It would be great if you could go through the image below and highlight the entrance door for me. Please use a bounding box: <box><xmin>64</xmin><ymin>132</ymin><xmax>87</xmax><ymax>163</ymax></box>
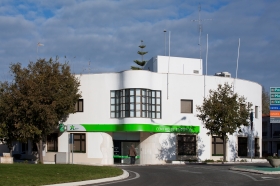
<box><xmin>238</xmin><ymin>137</ymin><xmax>248</xmax><ymax>156</ymax></box>
<box><xmin>113</xmin><ymin>140</ymin><xmax>140</xmax><ymax>164</ymax></box>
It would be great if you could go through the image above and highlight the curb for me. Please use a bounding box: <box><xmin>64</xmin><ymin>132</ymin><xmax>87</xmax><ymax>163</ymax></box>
<box><xmin>43</xmin><ymin>169</ymin><xmax>129</xmax><ymax>186</ymax></box>
<box><xmin>230</xmin><ymin>167</ymin><xmax>280</xmax><ymax>175</ymax></box>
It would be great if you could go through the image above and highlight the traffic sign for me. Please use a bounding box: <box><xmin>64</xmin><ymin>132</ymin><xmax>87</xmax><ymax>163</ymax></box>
<box><xmin>270</xmin><ymin>105</ymin><xmax>280</xmax><ymax>110</ymax></box>
<box><xmin>271</xmin><ymin>94</ymin><xmax>280</xmax><ymax>98</ymax></box>
<box><xmin>270</xmin><ymin>87</ymin><xmax>280</xmax><ymax>123</ymax></box>
<box><xmin>271</xmin><ymin>87</ymin><xmax>280</xmax><ymax>92</ymax></box>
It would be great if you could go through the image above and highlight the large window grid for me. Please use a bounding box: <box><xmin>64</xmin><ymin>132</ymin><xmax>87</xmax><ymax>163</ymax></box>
<box><xmin>110</xmin><ymin>89</ymin><xmax>161</xmax><ymax>119</ymax></box>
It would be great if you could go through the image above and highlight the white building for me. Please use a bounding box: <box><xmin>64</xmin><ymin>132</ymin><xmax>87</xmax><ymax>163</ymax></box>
<box><xmin>2</xmin><ymin>55</ymin><xmax>262</xmax><ymax>164</ymax></box>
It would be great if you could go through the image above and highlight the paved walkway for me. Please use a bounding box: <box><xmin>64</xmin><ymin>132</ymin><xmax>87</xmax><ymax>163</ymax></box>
<box><xmin>230</xmin><ymin>165</ymin><xmax>280</xmax><ymax>174</ymax></box>
<box><xmin>43</xmin><ymin>169</ymin><xmax>129</xmax><ymax>186</ymax></box>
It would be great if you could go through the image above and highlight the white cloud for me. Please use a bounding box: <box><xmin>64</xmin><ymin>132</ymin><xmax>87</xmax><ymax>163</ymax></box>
<box><xmin>0</xmin><ymin>0</ymin><xmax>279</xmax><ymax>91</ymax></box>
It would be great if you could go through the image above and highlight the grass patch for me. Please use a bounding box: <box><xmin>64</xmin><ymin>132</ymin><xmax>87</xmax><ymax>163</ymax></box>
<box><xmin>0</xmin><ymin>164</ymin><xmax>122</xmax><ymax>186</ymax></box>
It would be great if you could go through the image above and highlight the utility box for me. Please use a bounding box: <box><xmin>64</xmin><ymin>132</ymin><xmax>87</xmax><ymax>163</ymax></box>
<box><xmin>55</xmin><ymin>152</ymin><xmax>67</xmax><ymax>164</ymax></box>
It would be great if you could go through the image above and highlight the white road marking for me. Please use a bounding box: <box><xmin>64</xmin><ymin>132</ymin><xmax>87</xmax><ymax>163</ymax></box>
<box><xmin>94</xmin><ymin>170</ymin><xmax>140</xmax><ymax>186</ymax></box>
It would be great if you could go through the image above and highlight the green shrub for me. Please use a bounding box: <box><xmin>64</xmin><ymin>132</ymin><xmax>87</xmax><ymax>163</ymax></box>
<box><xmin>204</xmin><ymin>159</ymin><xmax>214</xmax><ymax>162</ymax></box>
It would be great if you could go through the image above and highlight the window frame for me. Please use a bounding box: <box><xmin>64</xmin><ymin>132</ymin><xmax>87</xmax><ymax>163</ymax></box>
<box><xmin>181</xmin><ymin>99</ymin><xmax>193</xmax><ymax>113</ymax></box>
<box><xmin>212</xmin><ymin>136</ymin><xmax>224</xmax><ymax>156</ymax></box>
<box><xmin>71</xmin><ymin>133</ymin><xmax>86</xmax><ymax>153</ymax></box>
<box><xmin>177</xmin><ymin>135</ymin><xmax>196</xmax><ymax>156</ymax></box>
<box><xmin>110</xmin><ymin>89</ymin><xmax>161</xmax><ymax>119</ymax></box>
<box><xmin>47</xmin><ymin>133</ymin><xmax>58</xmax><ymax>152</ymax></box>
<box><xmin>255</xmin><ymin>106</ymin><xmax>258</xmax><ymax>118</ymax></box>
<box><xmin>75</xmin><ymin>99</ymin><xmax>84</xmax><ymax>112</ymax></box>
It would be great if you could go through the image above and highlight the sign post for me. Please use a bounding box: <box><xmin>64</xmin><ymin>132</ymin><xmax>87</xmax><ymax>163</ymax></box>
<box><xmin>270</xmin><ymin>87</ymin><xmax>280</xmax><ymax>123</ymax></box>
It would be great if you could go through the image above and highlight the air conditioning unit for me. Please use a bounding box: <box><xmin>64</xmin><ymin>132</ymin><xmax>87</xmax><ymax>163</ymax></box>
<box><xmin>214</xmin><ymin>72</ymin><xmax>231</xmax><ymax>77</ymax></box>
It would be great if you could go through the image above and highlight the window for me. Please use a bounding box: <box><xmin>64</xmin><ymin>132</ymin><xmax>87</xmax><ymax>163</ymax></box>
<box><xmin>72</xmin><ymin>133</ymin><xmax>86</xmax><ymax>153</ymax></box>
<box><xmin>255</xmin><ymin>106</ymin><xmax>258</xmax><ymax>118</ymax></box>
<box><xmin>75</xmin><ymin>99</ymin><xmax>83</xmax><ymax>112</ymax></box>
<box><xmin>181</xmin><ymin>100</ymin><xmax>193</xmax><ymax>113</ymax></box>
<box><xmin>110</xmin><ymin>89</ymin><xmax>161</xmax><ymax>119</ymax></box>
<box><xmin>177</xmin><ymin>135</ymin><xmax>196</xmax><ymax>155</ymax></box>
<box><xmin>47</xmin><ymin>133</ymin><xmax>58</xmax><ymax>152</ymax></box>
<box><xmin>238</xmin><ymin>137</ymin><xmax>247</xmax><ymax>156</ymax></box>
<box><xmin>212</xmin><ymin>136</ymin><xmax>223</xmax><ymax>156</ymax></box>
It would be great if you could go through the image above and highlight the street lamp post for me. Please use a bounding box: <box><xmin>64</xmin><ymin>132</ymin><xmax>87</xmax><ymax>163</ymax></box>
<box><xmin>250</xmin><ymin>111</ymin><xmax>254</xmax><ymax>162</ymax></box>
<box><xmin>164</xmin><ymin>30</ymin><xmax>167</xmax><ymax>56</ymax></box>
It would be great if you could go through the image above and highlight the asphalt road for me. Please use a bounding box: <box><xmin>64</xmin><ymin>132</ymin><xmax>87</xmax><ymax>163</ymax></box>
<box><xmin>90</xmin><ymin>163</ymin><xmax>280</xmax><ymax>186</ymax></box>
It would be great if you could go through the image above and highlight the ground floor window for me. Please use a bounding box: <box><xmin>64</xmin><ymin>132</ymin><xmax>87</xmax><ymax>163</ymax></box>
<box><xmin>72</xmin><ymin>133</ymin><xmax>86</xmax><ymax>153</ymax></box>
<box><xmin>212</xmin><ymin>136</ymin><xmax>224</xmax><ymax>156</ymax></box>
<box><xmin>255</xmin><ymin>138</ymin><xmax>260</xmax><ymax>157</ymax></box>
<box><xmin>47</xmin><ymin>133</ymin><xmax>58</xmax><ymax>152</ymax></box>
<box><xmin>238</xmin><ymin>137</ymin><xmax>248</xmax><ymax>156</ymax></box>
<box><xmin>177</xmin><ymin>135</ymin><xmax>196</xmax><ymax>155</ymax></box>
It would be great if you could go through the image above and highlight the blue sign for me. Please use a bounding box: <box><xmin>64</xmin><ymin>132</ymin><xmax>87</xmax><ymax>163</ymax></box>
<box><xmin>270</xmin><ymin>105</ymin><xmax>280</xmax><ymax>110</ymax></box>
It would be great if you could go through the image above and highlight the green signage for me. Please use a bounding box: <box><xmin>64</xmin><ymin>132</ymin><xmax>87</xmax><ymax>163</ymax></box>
<box><xmin>271</xmin><ymin>87</ymin><xmax>280</xmax><ymax>92</ymax></box>
<box><xmin>59</xmin><ymin>123</ymin><xmax>65</xmax><ymax>132</ymax></box>
<box><xmin>67</xmin><ymin>123</ymin><xmax>200</xmax><ymax>134</ymax></box>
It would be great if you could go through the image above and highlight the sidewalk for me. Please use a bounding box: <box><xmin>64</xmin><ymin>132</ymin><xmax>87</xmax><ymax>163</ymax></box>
<box><xmin>43</xmin><ymin>169</ymin><xmax>129</xmax><ymax>186</ymax></box>
<box><xmin>230</xmin><ymin>165</ymin><xmax>280</xmax><ymax>175</ymax></box>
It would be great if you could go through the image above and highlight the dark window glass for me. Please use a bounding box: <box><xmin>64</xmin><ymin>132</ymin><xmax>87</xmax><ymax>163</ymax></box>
<box><xmin>72</xmin><ymin>133</ymin><xmax>86</xmax><ymax>153</ymax></box>
<box><xmin>75</xmin><ymin>99</ymin><xmax>83</xmax><ymax>112</ymax></box>
<box><xmin>110</xmin><ymin>89</ymin><xmax>161</xmax><ymax>119</ymax></box>
<box><xmin>212</xmin><ymin>136</ymin><xmax>224</xmax><ymax>156</ymax></box>
<box><xmin>178</xmin><ymin>135</ymin><xmax>196</xmax><ymax>155</ymax></box>
<box><xmin>47</xmin><ymin>133</ymin><xmax>58</xmax><ymax>152</ymax></box>
<box><xmin>238</xmin><ymin>137</ymin><xmax>247</xmax><ymax>156</ymax></box>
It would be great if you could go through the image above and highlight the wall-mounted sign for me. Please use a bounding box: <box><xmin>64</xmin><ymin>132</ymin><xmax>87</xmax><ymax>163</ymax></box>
<box><xmin>66</xmin><ymin>123</ymin><xmax>200</xmax><ymax>134</ymax></box>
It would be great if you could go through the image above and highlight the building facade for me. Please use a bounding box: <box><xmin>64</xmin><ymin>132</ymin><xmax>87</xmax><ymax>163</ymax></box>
<box><xmin>1</xmin><ymin>55</ymin><xmax>262</xmax><ymax>164</ymax></box>
<box><xmin>262</xmin><ymin>115</ymin><xmax>280</xmax><ymax>156</ymax></box>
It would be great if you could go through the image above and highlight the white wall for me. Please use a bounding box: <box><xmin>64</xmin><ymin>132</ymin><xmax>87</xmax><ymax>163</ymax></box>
<box><xmin>63</xmin><ymin>69</ymin><xmax>262</xmax><ymax>163</ymax></box>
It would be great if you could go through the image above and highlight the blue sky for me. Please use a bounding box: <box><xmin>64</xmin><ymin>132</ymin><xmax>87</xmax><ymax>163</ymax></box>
<box><xmin>0</xmin><ymin>0</ymin><xmax>279</xmax><ymax>92</ymax></box>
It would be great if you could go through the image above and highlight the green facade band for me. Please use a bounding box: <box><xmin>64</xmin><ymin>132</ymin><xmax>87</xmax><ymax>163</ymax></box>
<box><xmin>67</xmin><ymin>124</ymin><xmax>200</xmax><ymax>134</ymax></box>
<box><xmin>113</xmin><ymin>155</ymin><xmax>140</xmax><ymax>159</ymax></box>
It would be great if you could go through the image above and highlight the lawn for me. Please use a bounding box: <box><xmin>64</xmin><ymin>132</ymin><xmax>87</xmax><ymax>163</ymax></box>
<box><xmin>0</xmin><ymin>163</ymin><xmax>123</xmax><ymax>186</ymax></box>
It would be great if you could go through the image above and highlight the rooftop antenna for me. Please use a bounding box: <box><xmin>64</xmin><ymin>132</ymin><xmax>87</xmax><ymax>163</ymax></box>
<box><xmin>87</xmin><ymin>60</ymin><xmax>91</xmax><ymax>73</ymax></box>
<box><xmin>234</xmin><ymin>38</ymin><xmax>241</xmax><ymax>92</ymax></box>
<box><xmin>192</xmin><ymin>4</ymin><xmax>212</xmax><ymax>71</ymax></box>
<box><xmin>167</xmin><ymin>31</ymin><xmax>171</xmax><ymax>100</ymax></box>
<box><xmin>204</xmin><ymin>34</ymin><xmax>209</xmax><ymax>98</ymax></box>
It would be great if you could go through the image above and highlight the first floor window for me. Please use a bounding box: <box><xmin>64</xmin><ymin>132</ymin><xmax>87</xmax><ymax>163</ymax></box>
<box><xmin>110</xmin><ymin>89</ymin><xmax>161</xmax><ymax>119</ymax></box>
<box><xmin>47</xmin><ymin>133</ymin><xmax>58</xmax><ymax>152</ymax></box>
<box><xmin>75</xmin><ymin>99</ymin><xmax>83</xmax><ymax>112</ymax></box>
<box><xmin>181</xmin><ymin>100</ymin><xmax>193</xmax><ymax>113</ymax></box>
<box><xmin>177</xmin><ymin>135</ymin><xmax>196</xmax><ymax>155</ymax></box>
<box><xmin>72</xmin><ymin>133</ymin><xmax>86</xmax><ymax>153</ymax></box>
<box><xmin>255</xmin><ymin>106</ymin><xmax>258</xmax><ymax>118</ymax></box>
<box><xmin>212</xmin><ymin>136</ymin><xmax>224</xmax><ymax>156</ymax></box>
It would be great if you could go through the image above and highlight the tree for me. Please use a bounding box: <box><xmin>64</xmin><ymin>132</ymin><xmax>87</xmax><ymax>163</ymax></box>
<box><xmin>0</xmin><ymin>57</ymin><xmax>81</xmax><ymax>163</ymax></box>
<box><xmin>262</xmin><ymin>86</ymin><xmax>270</xmax><ymax>115</ymax></box>
<box><xmin>131</xmin><ymin>40</ymin><xmax>148</xmax><ymax>70</ymax></box>
<box><xmin>196</xmin><ymin>83</ymin><xmax>252</xmax><ymax>162</ymax></box>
